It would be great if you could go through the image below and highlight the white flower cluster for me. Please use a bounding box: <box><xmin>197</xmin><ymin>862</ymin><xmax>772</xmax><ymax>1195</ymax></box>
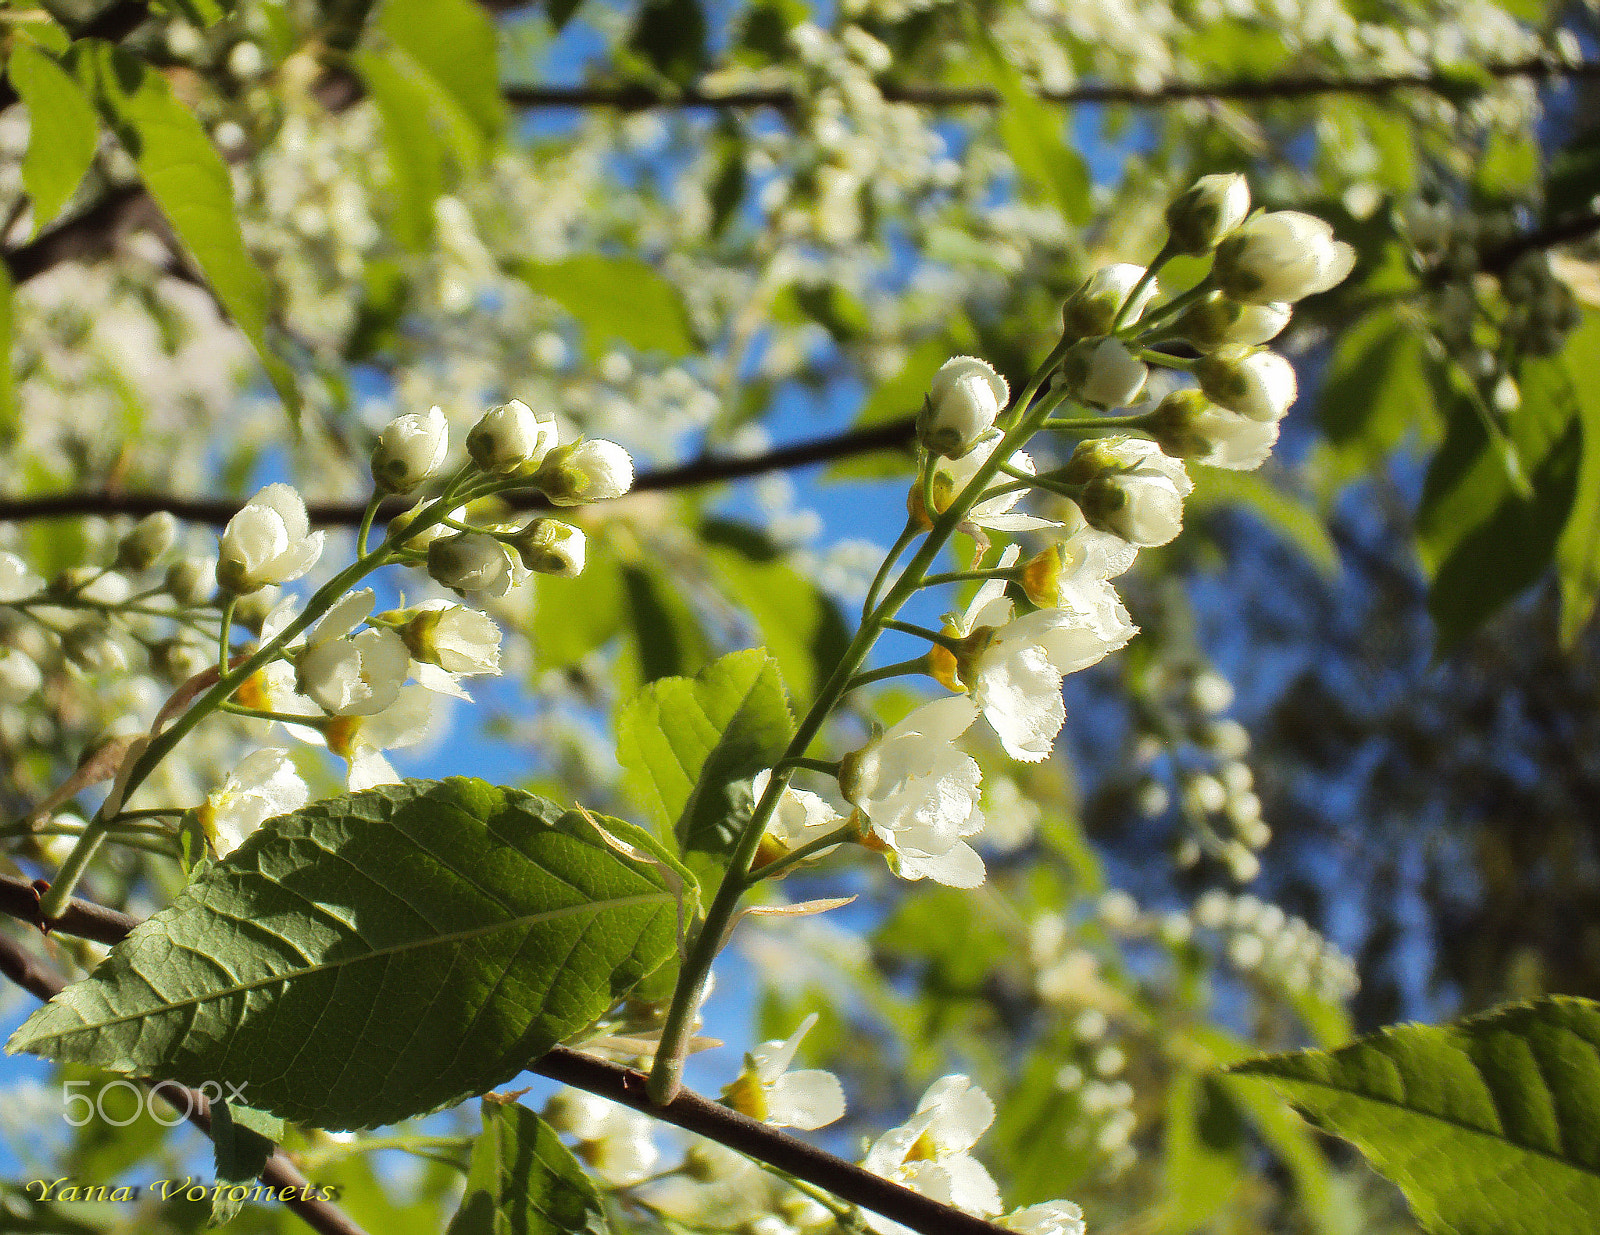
<box><xmin>1192</xmin><ymin>890</ymin><xmax>1360</xmax><ymax>1003</ymax></box>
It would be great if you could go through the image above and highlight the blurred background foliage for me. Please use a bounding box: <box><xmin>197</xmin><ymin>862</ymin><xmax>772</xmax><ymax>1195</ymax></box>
<box><xmin>4</xmin><ymin>0</ymin><xmax>1600</xmax><ymax>1229</ymax></box>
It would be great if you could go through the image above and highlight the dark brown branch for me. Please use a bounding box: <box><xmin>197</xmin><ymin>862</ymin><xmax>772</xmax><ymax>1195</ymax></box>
<box><xmin>0</xmin><ymin>416</ymin><xmax>920</xmax><ymax>528</ymax></box>
<box><xmin>0</xmin><ymin>872</ymin><xmax>141</xmax><ymax>946</ymax></box>
<box><xmin>504</xmin><ymin>56</ymin><xmax>1600</xmax><ymax>112</ymax></box>
<box><xmin>0</xmin><ymin>889</ymin><xmax>1018</xmax><ymax>1235</ymax></box>
<box><xmin>0</xmin><ymin>927</ymin><xmax>370</xmax><ymax>1235</ymax></box>
<box><xmin>1479</xmin><ymin>208</ymin><xmax>1600</xmax><ymax>274</ymax></box>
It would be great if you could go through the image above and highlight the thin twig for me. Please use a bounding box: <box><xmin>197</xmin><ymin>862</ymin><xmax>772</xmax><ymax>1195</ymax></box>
<box><xmin>0</xmin><ymin>890</ymin><xmax>1018</xmax><ymax>1235</ymax></box>
<box><xmin>0</xmin><ymin>928</ymin><xmax>370</xmax><ymax>1235</ymax></box>
<box><xmin>0</xmin><ymin>417</ymin><xmax>921</xmax><ymax>527</ymax></box>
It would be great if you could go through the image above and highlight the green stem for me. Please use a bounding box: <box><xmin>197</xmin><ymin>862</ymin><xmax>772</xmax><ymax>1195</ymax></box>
<box><xmin>217</xmin><ymin>596</ymin><xmax>237</xmax><ymax>677</ymax></box>
<box><xmin>1110</xmin><ymin>244</ymin><xmax>1172</xmax><ymax>334</ymax></box>
<box><xmin>646</xmin><ymin>341</ymin><xmax>1071</xmax><ymax>1105</ymax></box>
<box><xmin>860</xmin><ymin>519</ymin><xmax>919</xmax><ymax>625</ymax></box>
<box><xmin>218</xmin><ymin>701</ymin><xmax>331</xmax><ymax>727</ymax></box>
<box><xmin>1127</xmin><ymin>277</ymin><xmax>1211</xmax><ymax>337</ymax></box>
<box><xmin>356</xmin><ymin>493</ymin><xmax>381</xmax><ymax>558</ymax></box>
<box><xmin>1140</xmin><ymin>348</ymin><xmax>1196</xmax><ymax>371</ymax></box>
<box><xmin>920</xmin><ymin>568</ymin><xmax>1017</xmax><ymax>587</ymax></box>
<box><xmin>745</xmin><ymin>822</ymin><xmax>859</xmax><ymax>885</ymax></box>
<box><xmin>773</xmin><ymin>756</ymin><xmax>842</xmax><ymax>777</ymax></box>
<box><xmin>842</xmin><ymin>657</ymin><xmax>930</xmax><ymax>692</ymax></box>
<box><xmin>1043</xmin><ymin>411</ymin><xmax>1156</xmax><ymax>433</ymax></box>
<box><xmin>883</xmin><ymin>619</ymin><xmax>962</xmax><ymax>652</ymax></box>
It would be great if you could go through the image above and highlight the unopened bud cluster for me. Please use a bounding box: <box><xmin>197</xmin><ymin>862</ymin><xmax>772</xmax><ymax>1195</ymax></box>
<box><xmin>1192</xmin><ymin>890</ymin><xmax>1359</xmax><ymax>1003</ymax></box>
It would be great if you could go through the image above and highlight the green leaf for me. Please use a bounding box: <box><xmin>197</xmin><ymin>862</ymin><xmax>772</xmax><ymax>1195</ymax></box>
<box><xmin>1163</xmin><ymin>1070</ymin><xmax>1246</xmax><ymax>1233</ymax></box>
<box><xmin>67</xmin><ymin>41</ymin><xmax>298</xmax><ymax>421</ymax></box>
<box><xmin>1318</xmin><ymin>310</ymin><xmax>1436</xmax><ymax>474</ymax></box>
<box><xmin>615</xmin><ymin>648</ymin><xmax>794</xmax><ymax>871</ymax></box>
<box><xmin>969</xmin><ymin>21</ymin><xmax>1089</xmax><ymax>225</ymax></box>
<box><xmin>1228</xmin><ymin>996</ymin><xmax>1600</xmax><ymax>1235</ymax></box>
<box><xmin>355</xmin><ymin>47</ymin><xmax>449</xmax><ymax>251</ymax></box>
<box><xmin>704</xmin><ymin>536</ymin><xmax>849</xmax><ymax>708</ymax></box>
<box><xmin>533</xmin><ymin>547</ymin><xmax>626</xmax><ymax>670</ymax></box>
<box><xmin>627</xmin><ymin>0</ymin><xmax>706</xmax><ymax>86</ymax></box>
<box><xmin>8</xmin><ymin>43</ymin><xmax>98</xmax><ymax>235</ymax></box>
<box><xmin>622</xmin><ymin>562</ymin><xmax>713</xmax><ymax>684</ymax></box>
<box><xmin>210</xmin><ymin>1101</ymin><xmax>281</xmax><ymax>1225</ymax></box>
<box><xmin>379</xmin><ymin>0</ymin><xmax>506</xmax><ymax>142</ymax></box>
<box><xmin>7</xmin><ymin>779</ymin><xmax>681</xmax><ymax>1130</ymax></box>
<box><xmin>511</xmin><ymin>256</ymin><xmax>695</xmax><ymax>359</ymax></box>
<box><xmin>1555</xmin><ymin>314</ymin><xmax>1600</xmax><ymax>646</ymax></box>
<box><xmin>155</xmin><ymin>0</ymin><xmax>232</xmax><ymax>28</ymax></box>
<box><xmin>1418</xmin><ymin>358</ymin><xmax>1582</xmax><ymax>650</ymax></box>
<box><xmin>1188</xmin><ymin>468</ymin><xmax>1341</xmax><ymax>577</ymax></box>
<box><xmin>447</xmin><ymin>1100</ymin><xmax>610</xmax><ymax>1235</ymax></box>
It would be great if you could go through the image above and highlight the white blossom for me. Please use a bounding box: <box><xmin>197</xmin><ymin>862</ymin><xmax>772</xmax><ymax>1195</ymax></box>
<box><xmin>511</xmin><ymin>518</ymin><xmax>586</xmax><ymax>576</ymax></box>
<box><xmin>948</xmin><ymin>547</ymin><xmax>1135</xmax><ymax>762</ymax></box>
<box><xmin>841</xmin><ymin>695</ymin><xmax>986</xmax><ymax>887</ymax></box>
<box><xmin>721</xmin><ymin>1012</ymin><xmax>846</xmax><ymax>1130</ymax></box>
<box><xmin>197</xmin><ymin>747</ymin><xmax>310</xmax><ymax>858</ymax></box>
<box><xmin>467</xmin><ymin>399</ymin><xmax>558</xmax><ymax>474</ymax></box>
<box><xmin>217</xmin><ymin>483</ymin><xmax>324</xmax><ymax>594</ymax></box>
<box><xmin>753</xmin><ymin>768</ymin><xmax>843</xmax><ymax>865</ymax></box>
<box><xmin>1150</xmin><ymin>390</ymin><xmax>1280</xmax><ymax>471</ymax></box>
<box><xmin>371</xmin><ymin>405</ymin><xmax>449</xmax><ymax>493</ymax></box>
<box><xmin>294</xmin><ymin>589</ymin><xmax>409</xmax><ymax>716</ymax></box>
<box><xmin>933</xmin><ymin>430</ymin><xmax>1056</xmax><ymax>533</ymax></box>
<box><xmin>0</xmin><ymin>647</ymin><xmax>42</xmax><ymax>703</ymax></box>
<box><xmin>1000</xmin><ymin>1201</ymin><xmax>1087</xmax><ymax>1235</ymax></box>
<box><xmin>919</xmin><ymin>356</ymin><xmax>1008</xmax><ymax>458</ymax></box>
<box><xmin>862</xmin><ymin>1075</ymin><xmax>1002</xmax><ymax>1218</ymax></box>
<box><xmin>0</xmin><ymin>552</ymin><xmax>43</xmax><ymax>601</ymax></box>
<box><xmin>323</xmin><ymin>685</ymin><xmax>438</xmax><ymax>790</ymax></box>
<box><xmin>536</xmin><ymin>439</ymin><xmax>635</xmax><ymax>505</ymax></box>
<box><xmin>544</xmin><ymin>1091</ymin><xmax>659</xmax><ymax>1186</ymax></box>
<box><xmin>1214</xmin><ymin>210</ymin><xmax>1357</xmax><ymax>303</ymax></box>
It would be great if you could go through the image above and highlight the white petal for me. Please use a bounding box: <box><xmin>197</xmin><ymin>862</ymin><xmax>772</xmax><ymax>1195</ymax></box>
<box><xmin>766</xmin><ymin>1070</ymin><xmax>846</xmax><ymax>1130</ymax></box>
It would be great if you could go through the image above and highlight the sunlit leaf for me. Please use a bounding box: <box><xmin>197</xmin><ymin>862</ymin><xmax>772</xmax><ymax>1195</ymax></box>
<box><xmin>446</xmin><ymin>1100</ymin><xmax>609</xmax><ymax>1235</ymax></box>
<box><xmin>8</xmin><ymin>42</ymin><xmax>98</xmax><ymax>235</ymax></box>
<box><xmin>511</xmin><ymin>256</ymin><xmax>695</xmax><ymax>359</ymax></box>
<box><xmin>1230</xmin><ymin>996</ymin><xmax>1600</xmax><ymax>1235</ymax></box>
<box><xmin>8</xmin><ymin>779</ymin><xmax>680</xmax><ymax>1130</ymax></box>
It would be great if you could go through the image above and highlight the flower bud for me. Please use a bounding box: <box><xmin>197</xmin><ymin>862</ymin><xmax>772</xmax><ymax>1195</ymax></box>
<box><xmin>218</xmin><ymin>484</ymin><xmax>323</xmax><ymax>594</ymax></box>
<box><xmin>115</xmin><ymin>512</ymin><xmax>177</xmax><ymax>571</ymax></box>
<box><xmin>1146</xmin><ymin>389</ymin><xmax>1279</xmax><ymax>471</ymax></box>
<box><xmin>1165</xmin><ymin>172</ymin><xmax>1250</xmax><ymax>256</ymax></box>
<box><xmin>1060</xmin><ymin>337</ymin><xmax>1148</xmax><ymax>408</ymax></box>
<box><xmin>511</xmin><ymin>518</ymin><xmax>586</xmax><ymax>576</ymax></box>
<box><xmin>165</xmin><ymin>556</ymin><xmax>217</xmax><ymax>607</ymax></box>
<box><xmin>0</xmin><ymin>646</ymin><xmax>41</xmax><ymax>703</ymax></box>
<box><xmin>534</xmin><ymin>440</ymin><xmax>634</xmax><ymax>505</ymax></box>
<box><xmin>1063</xmin><ymin>264</ymin><xmax>1158</xmax><ymax>338</ymax></box>
<box><xmin>149</xmin><ymin>636</ymin><xmax>211</xmax><ymax>686</ymax></box>
<box><xmin>232</xmin><ymin>586</ymin><xmax>281</xmax><ymax>635</ymax></box>
<box><xmin>427</xmin><ymin>533</ymin><xmax>514</xmax><ymax>598</ymax></box>
<box><xmin>1168</xmin><ymin>290</ymin><xmax>1291</xmax><ymax>351</ymax></box>
<box><xmin>1069</xmin><ymin>437</ymin><xmax>1192</xmax><ymax>547</ymax></box>
<box><xmin>371</xmin><ymin>406</ymin><xmax>449</xmax><ymax>494</ymax></box>
<box><xmin>390</xmin><ymin>600</ymin><xmax>502</xmax><ymax>675</ymax></box>
<box><xmin>1196</xmin><ymin>346</ymin><xmax>1297</xmax><ymax>422</ymax></box>
<box><xmin>917</xmin><ymin>356</ymin><xmax>1007</xmax><ymax>458</ymax></box>
<box><xmin>61</xmin><ymin>626</ymin><xmax>127</xmax><ymax>675</ymax></box>
<box><xmin>467</xmin><ymin>400</ymin><xmax>559</xmax><ymax>474</ymax></box>
<box><xmin>1213</xmin><ymin>210</ymin><xmax>1356</xmax><ymax>304</ymax></box>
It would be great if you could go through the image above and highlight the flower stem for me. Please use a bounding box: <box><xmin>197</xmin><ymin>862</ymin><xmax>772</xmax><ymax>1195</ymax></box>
<box><xmin>842</xmin><ymin>657</ymin><xmax>930</xmax><ymax>692</ymax></box>
<box><xmin>217</xmin><ymin>596</ymin><xmax>236</xmax><ymax>677</ymax></box>
<box><xmin>356</xmin><ymin>493</ymin><xmax>381</xmax><ymax>558</ymax></box>
<box><xmin>773</xmin><ymin>755</ymin><xmax>842</xmax><ymax>777</ymax></box>
<box><xmin>745</xmin><ymin>822</ymin><xmax>859</xmax><ymax>885</ymax></box>
<box><xmin>919</xmin><ymin>568</ymin><xmax>1016</xmax><ymax>587</ymax></box>
<box><xmin>860</xmin><ymin>519</ymin><xmax>919</xmax><ymax>625</ymax></box>
<box><xmin>882</xmin><ymin>619</ymin><xmax>962</xmax><ymax>652</ymax></box>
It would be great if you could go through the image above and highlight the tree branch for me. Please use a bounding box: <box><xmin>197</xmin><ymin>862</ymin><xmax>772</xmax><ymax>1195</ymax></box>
<box><xmin>0</xmin><ymin>416</ymin><xmax>920</xmax><ymax>527</ymax></box>
<box><xmin>0</xmin><ymin>927</ymin><xmax>371</xmax><ymax>1235</ymax></box>
<box><xmin>503</xmin><ymin>56</ymin><xmax>1600</xmax><ymax>112</ymax></box>
<box><xmin>0</xmin><ymin>886</ymin><xmax>1020</xmax><ymax>1235</ymax></box>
